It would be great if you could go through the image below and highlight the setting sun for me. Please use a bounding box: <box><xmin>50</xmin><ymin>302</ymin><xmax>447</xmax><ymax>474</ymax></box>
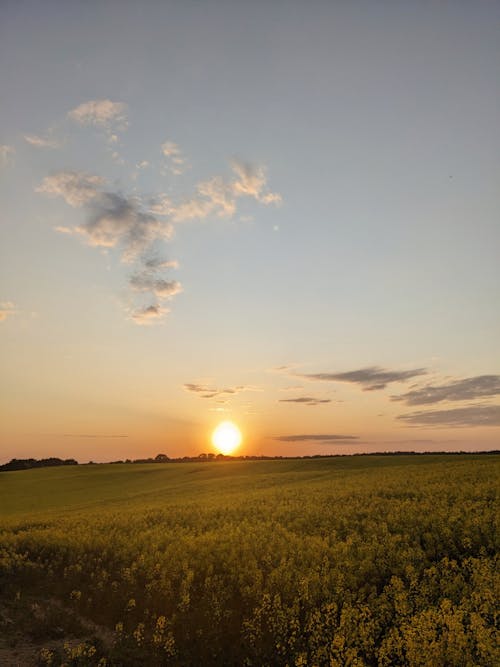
<box><xmin>212</xmin><ymin>421</ymin><xmax>242</xmax><ymax>455</ymax></box>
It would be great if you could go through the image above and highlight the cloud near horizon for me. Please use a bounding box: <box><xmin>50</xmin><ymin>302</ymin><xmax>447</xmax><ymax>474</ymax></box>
<box><xmin>184</xmin><ymin>383</ymin><xmax>261</xmax><ymax>399</ymax></box>
<box><xmin>397</xmin><ymin>404</ymin><xmax>500</xmax><ymax>427</ymax></box>
<box><xmin>62</xmin><ymin>433</ymin><xmax>128</xmax><ymax>439</ymax></box>
<box><xmin>279</xmin><ymin>396</ymin><xmax>331</xmax><ymax>406</ymax></box>
<box><xmin>392</xmin><ymin>375</ymin><xmax>500</xmax><ymax>405</ymax></box>
<box><xmin>273</xmin><ymin>434</ymin><xmax>359</xmax><ymax>442</ymax></box>
<box><xmin>298</xmin><ymin>366</ymin><xmax>427</xmax><ymax>390</ymax></box>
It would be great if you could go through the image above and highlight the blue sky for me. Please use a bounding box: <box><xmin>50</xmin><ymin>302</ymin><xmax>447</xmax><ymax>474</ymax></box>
<box><xmin>1</xmin><ymin>1</ymin><xmax>499</xmax><ymax>461</ymax></box>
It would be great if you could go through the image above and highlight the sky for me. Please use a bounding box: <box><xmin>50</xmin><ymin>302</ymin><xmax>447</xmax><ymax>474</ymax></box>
<box><xmin>1</xmin><ymin>1</ymin><xmax>499</xmax><ymax>462</ymax></box>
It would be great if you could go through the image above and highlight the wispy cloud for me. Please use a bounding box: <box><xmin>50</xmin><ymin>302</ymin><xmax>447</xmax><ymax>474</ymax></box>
<box><xmin>161</xmin><ymin>140</ymin><xmax>187</xmax><ymax>175</ymax></box>
<box><xmin>162</xmin><ymin>160</ymin><xmax>281</xmax><ymax>224</ymax></box>
<box><xmin>129</xmin><ymin>271</ymin><xmax>182</xmax><ymax>299</ymax></box>
<box><xmin>0</xmin><ymin>301</ymin><xmax>16</xmax><ymax>322</ymax></box>
<box><xmin>269</xmin><ymin>364</ymin><xmax>298</xmax><ymax>373</ymax></box>
<box><xmin>184</xmin><ymin>383</ymin><xmax>261</xmax><ymax>399</ymax></box>
<box><xmin>299</xmin><ymin>366</ymin><xmax>427</xmax><ymax>391</ymax></box>
<box><xmin>68</xmin><ymin>99</ymin><xmax>128</xmax><ymax>132</ymax></box>
<box><xmin>231</xmin><ymin>161</ymin><xmax>282</xmax><ymax>205</ymax></box>
<box><xmin>392</xmin><ymin>375</ymin><xmax>500</xmax><ymax>405</ymax></box>
<box><xmin>24</xmin><ymin>134</ymin><xmax>60</xmax><ymax>149</ymax></box>
<box><xmin>397</xmin><ymin>404</ymin><xmax>500</xmax><ymax>427</ymax></box>
<box><xmin>279</xmin><ymin>396</ymin><xmax>331</xmax><ymax>406</ymax></box>
<box><xmin>37</xmin><ymin>171</ymin><xmax>179</xmax><ymax>320</ymax></box>
<box><xmin>169</xmin><ymin>177</ymin><xmax>235</xmax><ymax>222</ymax></box>
<box><xmin>62</xmin><ymin>433</ymin><xmax>128</xmax><ymax>438</ymax></box>
<box><xmin>36</xmin><ymin>171</ymin><xmax>105</xmax><ymax>207</ymax></box>
<box><xmin>131</xmin><ymin>304</ymin><xmax>169</xmax><ymax>326</ymax></box>
<box><xmin>35</xmin><ymin>108</ymin><xmax>280</xmax><ymax>326</ymax></box>
<box><xmin>143</xmin><ymin>257</ymin><xmax>179</xmax><ymax>270</ymax></box>
<box><xmin>273</xmin><ymin>434</ymin><xmax>359</xmax><ymax>442</ymax></box>
<box><xmin>0</xmin><ymin>144</ymin><xmax>15</xmax><ymax>167</ymax></box>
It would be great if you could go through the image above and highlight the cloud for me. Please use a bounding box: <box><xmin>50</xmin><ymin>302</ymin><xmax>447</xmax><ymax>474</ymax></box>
<box><xmin>0</xmin><ymin>145</ymin><xmax>14</xmax><ymax>167</ymax></box>
<box><xmin>197</xmin><ymin>177</ymin><xmax>236</xmax><ymax>217</ymax></box>
<box><xmin>0</xmin><ymin>302</ymin><xmax>16</xmax><ymax>322</ymax></box>
<box><xmin>269</xmin><ymin>364</ymin><xmax>297</xmax><ymax>373</ymax></box>
<box><xmin>129</xmin><ymin>272</ymin><xmax>182</xmax><ymax>299</ymax></box>
<box><xmin>397</xmin><ymin>404</ymin><xmax>500</xmax><ymax>427</ymax></box>
<box><xmin>164</xmin><ymin>160</ymin><xmax>281</xmax><ymax>224</ymax></box>
<box><xmin>170</xmin><ymin>177</ymin><xmax>235</xmax><ymax>222</ymax></box>
<box><xmin>35</xmin><ymin>124</ymin><xmax>280</xmax><ymax>326</ymax></box>
<box><xmin>24</xmin><ymin>134</ymin><xmax>59</xmax><ymax>149</ymax></box>
<box><xmin>273</xmin><ymin>434</ymin><xmax>359</xmax><ymax>442</ymax></box>
<box><xmin>161</xmin><ymin>141</ymin><xmax>181</xmax><ymax>158</ymax></box>
<box><xmin>231</xmin><ymin>161</ymin><xmax>282</xmax><ymax>205</ymax></box>
<box><xmin>68</xmin><ymin>99</ymin><xmax>128</xmax><ymax>131</ymax></box>
<box><xmin>299</xmin><ymin>366</ymin><xmax>427</xmax><ymax>390</ymax></box>
<box><xmin>62</xmin><ymin>434</ymin><xmax>128</xmax><ymax>438</ymax></box>
<box><xmin>131</xmin><ymin>304</ymin><xmax>169</xmax><ymax>325</ymax></box>
<box><xmin>37</xmin><ymin>172</ymin><xmax>179</xmax><ymax>322</ymax></box>
<box><xmin>184</xmin><ymin>383</ymin><xmax>260</xmax><ymax>399</ymax></box>
<box><xmin>279</xmin><ymin>396</ymin><xmax>331</xmax><ymax>406</ymax></box>
<box><xmin>143</xmin><ymin>257</ymin><xmax>179</xmax><ymax>270</ymax></box>
<box><xmin>149</xmin><ymin>195</ymin><xmax>173</xmax><ymax>217</ymax></box>
<box><xmin>78</xmin><ymin>192</ymin><xmax>173</xmax><ymax>262</ymax></box>
<box><xmin>36</xmin><ymin>171</ymin><xmax>105</xmax><ymax>207</ymax></box>
<box><xmin>392</xmin><ymin>375</ymin><xmax>500</xmax><ymax>405</ymax></box>
<box><xmin>161</xmin><ymin>140</ymin><xmax>187</xmax><ymax>175</ymax></box>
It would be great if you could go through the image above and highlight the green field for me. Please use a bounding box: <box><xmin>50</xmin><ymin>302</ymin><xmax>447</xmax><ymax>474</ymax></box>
<box><xmin>0</xmin><ymin>455</ymin><xmax>498</xmax><ymax>666</ymax></box>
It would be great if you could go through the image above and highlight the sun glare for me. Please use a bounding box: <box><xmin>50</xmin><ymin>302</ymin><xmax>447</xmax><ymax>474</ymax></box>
<box><xmin>212</xmin><ymin>421</ymin><xmax>242</xmax><ymax>455</ymax></box>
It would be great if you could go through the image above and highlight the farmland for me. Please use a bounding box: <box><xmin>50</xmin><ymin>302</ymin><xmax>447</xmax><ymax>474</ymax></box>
<box><xmin>0</xmin><ymin>454</ymin><xmax>498</xmax><ymax>666</ymax></box>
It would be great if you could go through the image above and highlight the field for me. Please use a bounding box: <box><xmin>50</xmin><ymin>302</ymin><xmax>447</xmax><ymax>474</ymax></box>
<box><xmin>0</xmin><ymin>455</ymin><xmax>498</xmax><ymax>666</ymax></box>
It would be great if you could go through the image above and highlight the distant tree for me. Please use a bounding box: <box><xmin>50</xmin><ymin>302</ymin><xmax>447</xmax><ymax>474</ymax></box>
<box><xmin>155</xmin><ymin>453</ymin><xmax>169</xmax><ymax>462</ymax></box>
<box><xmin>0</xmin><ymin>457</ymin><xmax>78</xmax><ymax>472</ymax></box>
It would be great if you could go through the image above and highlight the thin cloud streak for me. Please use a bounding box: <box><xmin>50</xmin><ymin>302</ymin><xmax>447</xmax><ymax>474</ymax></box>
<box><xmin>24</xmin><ymin>134</ymin><xmax>60</xmax><ymax>149</ymax></box>
<box><xmin>61</xmin><ymin>434</ymin><xmax>128</xmax><ymax>439</ymax></box>
<box><xmin>392</xmin><ymin>375</ymin><xmax>500</xmax><ymax>405</ymax></box>
<box><xmin>274</xmin><ymin>434</ymin><xmax>359</xmax><ymax>442</ymax></box>
<box><xmin>397</xmin><ymin>404</ymin><xmax>500</xmax><ymax>427</ymax></box>
<box><xmin>299</xmin><ymin>366</ymin><xmax>428</xmax><ymax>390</ymax></box>
<box><xmin>279</xmin><ymin>396</ymin><xmax>331</xmax><ymax>406</ymax></box>
<box><xmin>184</xmin><ymin>383</ymin><xmax>261</xmax><ymax>399</ymax></box>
